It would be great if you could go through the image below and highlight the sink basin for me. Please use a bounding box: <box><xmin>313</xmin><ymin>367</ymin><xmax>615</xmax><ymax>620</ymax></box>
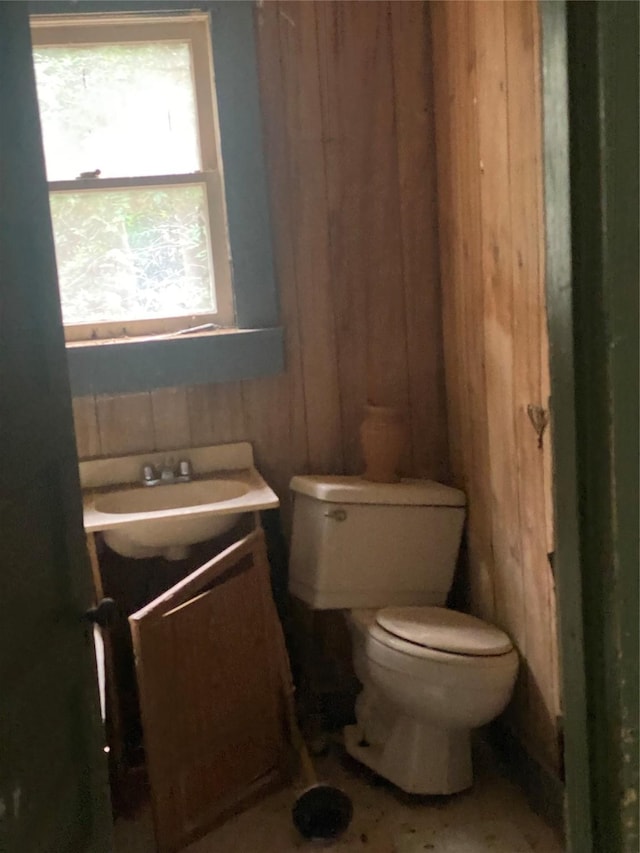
<box><xmin>94</xmin><ymin>479</ymin><xmax>249</xmax><ymax>515</ymax></box>
<box><xmin>83</xmin><ymin>466</ymin><xmax>278</xmax><ymax>561</ymax></box>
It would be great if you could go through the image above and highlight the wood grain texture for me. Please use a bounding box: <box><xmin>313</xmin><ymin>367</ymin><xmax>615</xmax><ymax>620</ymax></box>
<box><xmin>71</xmin><ymin>1</ymin><xmax>449</xmax><ymax>516</ymax></box>
<box><xmin>65</xmin><ymin>0</ymin><xmax>562</xmax><ymax>782</ymax></box>
<box><xmin>95</xmin><ymin>393</ymin><xmax>154</xmax><ymax>458</ymax></box>
<box><xmin>474</xmin><ymin>2</ymin><xmax>527</xmax><ymax>739</ymax></box>
<box><xmin>150</xmin><ymin>387</ymin><xmax>191</xmax><ymax>452</ymax></box>
<box><xmin>390</xmin><ymin>1</ymin><xmax>449</xmax><ymax>482</ymax></box>
<box><xmin>432</xmin><ymin>0</ymin><xmax>560</xmax><ymax>772</ymax></box>
<box><xmin>130</xmin><ymin>530</ymin><xmax>286</xmax><ymax>852</ymax></box>
<box><xmin>72</xmin><ymin>395</ymin><xmax>100</xmax><ymax>459</ymax></box>
<box><xmin>276</xmin><ymin>0</ymin><xmax>342</xmax><ymax>476</ymax></box>
<box><xmin>504</xmin><ymin>0</ymin><xmax>559</xmax><ymax>765</ymax></box>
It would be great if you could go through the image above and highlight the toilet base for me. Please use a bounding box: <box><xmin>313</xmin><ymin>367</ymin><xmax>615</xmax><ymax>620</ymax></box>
<box><xmin>344</xmin><ymin>719</ymin><xmax>473</xmax><ymax>795</ymax></box>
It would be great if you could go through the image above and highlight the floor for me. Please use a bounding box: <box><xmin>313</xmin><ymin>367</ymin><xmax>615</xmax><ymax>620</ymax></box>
<box><xmin>113</xmin><ymin>741</ymin><xmax>564</xmax><ymax>852</ymax></box>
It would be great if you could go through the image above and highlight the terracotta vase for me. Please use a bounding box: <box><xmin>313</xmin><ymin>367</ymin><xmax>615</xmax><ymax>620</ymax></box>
<box><xmin>360</xmin><ymin>404</ymin><xmax>406</xmax><ymax>483</ymax></box>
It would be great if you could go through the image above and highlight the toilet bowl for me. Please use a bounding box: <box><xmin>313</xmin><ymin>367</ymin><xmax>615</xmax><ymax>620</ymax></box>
<box><xmin>287</xmin><ymin>474</ymin><xmax>518</xmax><ymax>795</ymax></box>
<box><xmin>344</xmin><ymin>607</ymin><xmax>518</xmax><ymax>794</ymax></box>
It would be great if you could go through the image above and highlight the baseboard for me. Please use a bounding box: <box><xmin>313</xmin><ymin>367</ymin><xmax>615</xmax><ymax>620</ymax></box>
<box><xmin>484</xmin><ymin>720</ymin><xmax>565</xmax><ymax>842</ymax></box>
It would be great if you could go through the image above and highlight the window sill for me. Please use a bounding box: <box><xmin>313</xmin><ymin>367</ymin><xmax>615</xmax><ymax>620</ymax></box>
<box><xmin>66</xmin><ymin>326</ymin><xmax>285</xmax><ymax>396</ymax></box>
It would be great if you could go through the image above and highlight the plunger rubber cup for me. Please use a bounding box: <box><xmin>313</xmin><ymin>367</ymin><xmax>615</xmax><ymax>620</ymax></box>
<box><xmin>292</xmin><ymin>784</ymin><xmax>353</xmax><ymax>842</ymax></box>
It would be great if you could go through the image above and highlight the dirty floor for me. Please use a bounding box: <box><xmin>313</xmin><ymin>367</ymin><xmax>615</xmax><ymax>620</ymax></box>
<box><xmin>113</xmin><ymin>741</ymin><xmax>564</xmax><ymax>852</ymax></box>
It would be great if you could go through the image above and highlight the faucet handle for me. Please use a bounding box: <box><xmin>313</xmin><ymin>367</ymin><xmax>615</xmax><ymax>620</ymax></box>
<box><xmin>178</xmin><ymin>459</ymin><xmax>192</xmax><ymax>480</ymax></box>
<box><xmin>141</xmin><ymin>463</ymin><xmax>157</xmax><ymax>484</ymax></box>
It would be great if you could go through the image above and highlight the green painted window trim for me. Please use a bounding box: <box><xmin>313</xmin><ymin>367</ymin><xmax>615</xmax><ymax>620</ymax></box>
<box><xmin>67</xmin><ymin>327</ymin><xmax>284</xmax><ymax>396</ymax></box>
<box><xmin>29</xmin><ymin>0</ymin><xmax>283</xmax><ymax>395</ymax></box>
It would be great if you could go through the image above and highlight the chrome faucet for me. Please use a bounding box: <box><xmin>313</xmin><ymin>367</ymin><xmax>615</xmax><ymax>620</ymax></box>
<box><xmin>141</xmin><ymin>458</ymin><xmax>192</xmax><ymax>486</ymax></box>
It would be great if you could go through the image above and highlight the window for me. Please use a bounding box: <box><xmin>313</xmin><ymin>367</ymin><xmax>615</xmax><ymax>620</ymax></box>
<box><xmin>28</xmin><ymin>2</ymin><xmax>283</xmax><ymax>395</ymax></box>
<box><xmin>31</xmin><ymin>13</ymin><xmax>235</xmax><ymax>341</ymax></box>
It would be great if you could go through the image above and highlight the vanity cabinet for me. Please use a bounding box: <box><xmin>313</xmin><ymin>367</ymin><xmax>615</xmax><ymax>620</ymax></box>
<box><xmin>87</xmin><ymin>521</ymin><xmax>289</xmax><ymax>853</ymax></box>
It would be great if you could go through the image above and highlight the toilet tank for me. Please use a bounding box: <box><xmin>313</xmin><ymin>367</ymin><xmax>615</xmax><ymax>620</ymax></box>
<box><xmin>288</xmin><ymin>476</ymin><xmax>466</xmax><ymax>610</ymax></box>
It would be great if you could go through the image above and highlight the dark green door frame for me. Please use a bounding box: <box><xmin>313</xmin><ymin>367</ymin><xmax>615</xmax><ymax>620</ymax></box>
<box><xmin>541</xmin><ymin>3</ymin><xmax>639</xmax><ymax>852</ymax></box>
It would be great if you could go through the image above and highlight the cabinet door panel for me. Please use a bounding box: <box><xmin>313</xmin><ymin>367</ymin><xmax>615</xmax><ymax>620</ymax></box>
<box><xmin>130</xmin><ymin>529</ymin><xmax>285</xmax><ymax>852</ymax></box>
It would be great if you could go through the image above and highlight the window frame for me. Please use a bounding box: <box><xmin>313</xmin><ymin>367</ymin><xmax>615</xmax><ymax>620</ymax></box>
<box><xmin>31</xmin><ymin>12</ymin><xmax>236</xmax><ymax>341</ymax></box>
<box><xmin>28</xmin><ymin>1</ymin><xmax>283</xmax><ymax>395</ymax></box>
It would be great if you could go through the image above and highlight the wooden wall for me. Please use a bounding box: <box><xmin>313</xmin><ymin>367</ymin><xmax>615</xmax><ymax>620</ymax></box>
<box><xmin>70</xmin><ymin>0</ymin><xmax>562</xmax><ymax>776</ymax></box>
<box><xmin>431</xmin><ymin>0</ymin><xmax>560</xmax><ymax>773</ymax></box>
<box><xmin>72</xmin><ymin>1</ymin><xmax>448</xmax><ymax>533</ymax></box>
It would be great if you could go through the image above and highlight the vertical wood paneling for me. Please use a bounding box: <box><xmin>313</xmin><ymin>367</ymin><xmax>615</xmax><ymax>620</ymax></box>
<box><xmin>276</xmin><ymin>0</ymin><xmax>342</xmax><ymax>475</ymax></box>
<box><xmin>185</xmin><ymin>383</ymin><xmax>247</xmax><ymax>449</ymax></box>
<box><xmin>475</xmin><ymin>0</ymin><xmax>526</xmax><ymax>659</ymax></box>
<box><xmin>430</xmin><ymin>2</ymin><xmax>463</xmax><ymax>488</ymax></box>
<box><xmin>70</xmin><ymin>2</ymin><xmax>448</xmax><ymax>562</ymax></box>
<box><xmin>432</xmin><ymin>1</ymin><xmax>496</xmax><ymax>619</ymax></box>
<box><xmin>95</xmin><ymin>393</ymin><xmax>155</xmax><ymax>458</ymax></box>
<box><xmin>255</xmin><ymin>0</ymin><xmax>309</xmax><ymax>497</ymax></box>
<box><xmin>314</xmin><ymin>2</ymin><xmax>367</xmax><ymax>475</ymax></box>
<box><xmin>72</xmin><ymin>396</ymin><xmax>101</xmax><ymax>459</ymax></box>
<box><xmin>505</xmin><ymin>0</ymin><xmax>559</xmax><ymax>764</ymax></box>
<box><xmin>150</xmin><ymin>388</ymin><xmax>191</xmax><ymax>451</ymax></box>
<box><xmin>432</xmin><ymin>0</ymin><xmax>560</xmax><ymax>772</ymax></box>
<box><xmin>316</xmin><ymin>1</ymin><xmax>411</xmax><ymax>474</ymax></box>
<box><xmin>66</xmin><ymin>0</ymin><xmax>561</xmax><ymax>776</ymax></box>
<box><xmin>390</xmin><ymin>2</ymin><xmax>449</xmax><ymax>481</ymax></box>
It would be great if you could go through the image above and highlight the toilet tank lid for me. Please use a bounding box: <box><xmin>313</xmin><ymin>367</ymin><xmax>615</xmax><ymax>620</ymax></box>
<box><xmin>377</xmin><ymin>607</ymin><xmax>514</xmax><ymax>656</ymax></box>
<box><xmin>289</xmin><ymin>475</ymin><xmax>466</xmax><ymax>507</ymax></box>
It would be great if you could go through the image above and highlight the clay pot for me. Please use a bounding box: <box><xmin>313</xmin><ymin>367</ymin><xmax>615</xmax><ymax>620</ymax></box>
<box><xmin>360</xmin><ymin>404</ymin><xmax>406</xmax><ymax>483</ymax></box>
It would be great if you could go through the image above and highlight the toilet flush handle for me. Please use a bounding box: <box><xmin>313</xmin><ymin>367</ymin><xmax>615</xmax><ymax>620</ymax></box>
<box><xmin>324</xmin><ymin>508</ymin><xmax>347</xmax><ymax>522</ymax></box>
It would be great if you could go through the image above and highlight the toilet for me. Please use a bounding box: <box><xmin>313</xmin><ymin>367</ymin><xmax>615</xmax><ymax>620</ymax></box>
<box><xmin>288</xmin><ymin>475</ymin><xmax>519</xmax><ymax>796</ymax></box>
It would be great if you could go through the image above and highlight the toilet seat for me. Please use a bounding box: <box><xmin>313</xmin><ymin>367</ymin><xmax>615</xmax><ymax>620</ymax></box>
<box><xmin>352</xmin><ymin>605</ymin><xmax>514</xmax><ymax>666</ymax></box>
<box><xmin>376</xmin><ymin>606</ymin><xmax>513</xmax><ymax>657</ymax></box>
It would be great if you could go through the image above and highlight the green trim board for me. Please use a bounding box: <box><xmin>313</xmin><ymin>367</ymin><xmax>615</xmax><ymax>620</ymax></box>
<box><xmin>599</xmin><ymin>4</ymin><xmax>640</xmax><ymax>847</ymax></box>
<box><xmin>66</xmin><ymin>327</ymin><xmax>285</xmax><ymax>396</ymax></box>
<box><xmin>542</xmin><ymin>1</ymin><xmax>639</xmax><ymax>851</ymax></box>
<box><xmin>28</xmin><ymin>0</ymin><xmax>282</xmax><ymax>389</ymax></box>
<box><xmin>540</xmin><ymin>4</ymin><xmax>593</xmax><ymax>850</ymax></box>
<box><xmin>207</xmin><ymin>0</ymin><xmax>279</xmax><ymax>328</ymax></box>
<box><xmin>566</xmin><ymin>2</ymin><xmax>639</xmax><ymax>851</ymax></box>
<box><xmin>0</xmin><ymin>3</ymin><xmax>113</xmax><ymax>848</ymax></box>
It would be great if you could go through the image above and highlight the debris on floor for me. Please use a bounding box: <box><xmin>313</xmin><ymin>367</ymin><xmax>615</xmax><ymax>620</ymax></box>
<box><xmin>114</xmin><ymin>742</ymin><xmax>563</xmax><ymax>853</ymax></box>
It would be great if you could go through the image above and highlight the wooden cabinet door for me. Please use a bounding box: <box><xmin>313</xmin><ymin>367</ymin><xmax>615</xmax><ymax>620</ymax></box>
<box><xmin>129</xmin><ymin>529</ymin><xmax>286</xmax><ymax>852</ymax></box>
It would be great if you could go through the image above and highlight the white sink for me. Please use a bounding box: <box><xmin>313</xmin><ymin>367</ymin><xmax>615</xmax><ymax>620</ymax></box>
<box><xmin>82</xmin><ymin>445</ymin><xmax>279</xmax><ymax>561</ymax></box>
<box><xmin>94</xmin><ymin>479</ymin><xmax>249</xmax><ymax>515</ymax></box>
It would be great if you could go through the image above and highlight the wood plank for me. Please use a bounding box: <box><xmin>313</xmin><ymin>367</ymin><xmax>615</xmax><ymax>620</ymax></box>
<box><xmin>456</xmin><ymin>1</ymin><xmax>497</xmax><ymax>621</ymax></box>
<box><xmin>390</xmin><ymin>1</ymin><xmax>449</xmax><ymax>482</ymax></box>
<box><xmin>275</xmin><ymin>0</ymin><xmax>343</xmax><ymax>475</ymax></box>
<box><xmin>241</xmin><ymin>375</ymin><xmax>294</xmax><ymax>512</ymax></box>
<box><xmin>461</xmin><ymin>2</ymin><xmax>497</xmax><ymax>622</ymax></box>
<box><xmin>95</xmin><ymin>392</ymin><xmax>154</xmax><ymax>458</ymax></box>
<box><xmin>532</xmin><ymin>0</ymin><xmax>560</xmax><ymax>737</ymax></box>
<box><xmin>505</xmin><ymin>0</ymin><xmax>559</xmax><ymax>770</ymax></box>
<box><xmin>72</xmin><ymin>395</ymin><xmax>101</xmax><ymax>459</ymax></box>
<box><xmin>150</xmin><ymin>387</ymin><xmax>191</xmax><ymax>452</ymax></box>
<box><xmin>316</xmin><ymin>1</ymin><xmax>410</xmax><ymax>475</ymax></box>
<box><xmin>431</xmin><ymin>1</ymin><xmax>463</xmax><ymax>488</ymax></box>
<box><xmin>433</xmin><ymin>1</ymin><xmax>496</xmax><ymax>618</ymax></box>
<box><xmin>253</xmin><ymin>0</ymin><xmax>310</xmax><ymax>527</ymax></box>
<box><xmin>185</xmin><ymin>382</ymin><xmax>247</xmax><ymax>449</ymax></box>
<box><xmin>474</xmin><ymin>0</ymin><xmax>525</xmax><ymax>645</ymax></box>
<box><xmin>255</xmin><ymin>0</ymin><xmax>309</xmax><ymax>461</ymax></box>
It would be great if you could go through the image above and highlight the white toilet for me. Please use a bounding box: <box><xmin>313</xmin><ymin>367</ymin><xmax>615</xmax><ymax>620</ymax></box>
<box><xmin>288</xmin><ymin>475</ymin><xmax>519</xmax><ymax>796</ymax></box>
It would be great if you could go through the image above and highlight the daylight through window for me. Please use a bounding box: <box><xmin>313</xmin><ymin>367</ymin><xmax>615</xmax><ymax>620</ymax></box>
<box><xmin>31</xmin><ymin>14</ymin><xmax>234</xmax><ymax>341</ymax></box>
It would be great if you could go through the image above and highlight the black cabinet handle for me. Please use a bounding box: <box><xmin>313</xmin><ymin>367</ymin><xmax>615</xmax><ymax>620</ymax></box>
<box><xmin>85</xmin><ymin>597</ymin><xmax>117</xmax><ymax>628</ymax></box>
